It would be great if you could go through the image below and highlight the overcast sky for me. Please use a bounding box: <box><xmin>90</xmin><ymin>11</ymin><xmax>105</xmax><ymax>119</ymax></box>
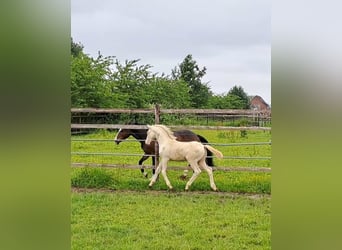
<box><xmin>71</xmin><ymin>0</ymin><xmax>271</xmax><ymax>104</ymax></box>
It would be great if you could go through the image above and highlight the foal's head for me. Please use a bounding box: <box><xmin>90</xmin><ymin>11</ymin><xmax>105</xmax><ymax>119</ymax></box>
<box><xmin>145</xmin><ymin>126</ymin><xmax>157</xmax><ymax>145</ymax></box>
<box><xmin>114</xmin><ymin>128</ymin><xmax>132</xmax><ymax>145</ymax></box>
<box><xmin>145</xmin><ymin>125</ymin><xmax>177</xmax><ymax>145</ymax></box>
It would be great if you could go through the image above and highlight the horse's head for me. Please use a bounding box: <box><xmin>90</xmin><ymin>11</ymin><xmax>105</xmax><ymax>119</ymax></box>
<box><xmin>114</xmin><ymin>128</ymin><xmax>132</xmax><ymax>145</ymax></box>
<box><xmin>145</xmin><ymin>125</ymin><xmax>157</xmax><ymax>145</ymax></box>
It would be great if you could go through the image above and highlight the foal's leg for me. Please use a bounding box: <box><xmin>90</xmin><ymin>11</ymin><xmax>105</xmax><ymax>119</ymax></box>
<box><xmin>150</xmin><ymin>156</ymin><xmax>160</xmax><ymax>182</ymax></box>
<box><xmin>199</xmin><ymin>159</ymin><xmax>217</xmax><ymax>191</ymax></box>
<box><xmin>138</xmin><ymin>155</ymin><xmax>149</xmax><ymax>178</ymax></box>
<box><xmin>160</xmin><ymin>159</ymin><xmax>173</xmax><ymax>190</ymax></box>
<box><xmin>149</xmin><ymin>158</ymin><xmax>173</xmax><ymax>190</ymax></box>
<box><xmin>162</xmin><ymin>162</ymin><xmax>173</xmax><ymax>190</ymax></box>
<box><xmin>149</xmin><ymin>161</ymin><xmax>162</xmax><ymax>187</ymax></box>
<box><xmin>152</xmin><ymin>155</ymin><xmax>156</xmax><ymax>175</ymax></box>
<box><xmin>184</xmin><ymin>161</ymin><xmax>201</xmax><ymax>191</ymax></box>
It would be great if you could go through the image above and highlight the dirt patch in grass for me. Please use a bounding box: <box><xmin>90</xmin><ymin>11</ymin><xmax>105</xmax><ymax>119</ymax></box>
<box><xmin>71</xmin><ymin>187</ymin><xmax>270</xmax><ymax>200</ymax></box>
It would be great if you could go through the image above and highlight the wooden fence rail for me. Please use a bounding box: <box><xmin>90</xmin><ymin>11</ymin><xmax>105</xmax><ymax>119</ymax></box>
<box><xmin>71</xmin><ymin>124</ymin><xmax>271</xmax><ymax>131</ymax></box>
<box><xmin>71</xmin><ymin>107</ymin><xmax>271</xmax><ymax>116</ymax></box>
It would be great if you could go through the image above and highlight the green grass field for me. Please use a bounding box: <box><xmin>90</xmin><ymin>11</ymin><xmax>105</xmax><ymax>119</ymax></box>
<box><xmin>71</xmin><ymin>129</ymin><xmax>271</xmax><ymax>193</ymax></box>
<box><xmin>71</xmin><ymin>129</ymin><xmax>271</xmax><ymax>249</ymax></box>
<box><xmin>72</xmin><ymin>191</ymin><xmax>270</xmax><ymax>250</ymax></box>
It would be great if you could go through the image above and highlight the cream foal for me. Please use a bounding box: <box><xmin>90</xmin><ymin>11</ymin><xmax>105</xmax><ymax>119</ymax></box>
<box><xmin>145</xmin><ymin>125</ymin><xmax>223</xmax><ymax>191</ymax></box>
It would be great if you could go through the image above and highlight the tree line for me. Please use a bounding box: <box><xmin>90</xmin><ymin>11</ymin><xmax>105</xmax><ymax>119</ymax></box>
<box><xmin>71</xmin><ymin>38</ymin><xmax>250</xmax><ymax>109</ymax></box>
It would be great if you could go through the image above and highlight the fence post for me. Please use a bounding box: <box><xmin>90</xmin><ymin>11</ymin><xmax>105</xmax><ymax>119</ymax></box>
<box><xmin>154</xmin><ymin>104</ymin><xmax>160</xmax><ymax>171</ymax></box>
<box><xmin>154</xmin><ymin>104</ymin><xmax>160</xmax><ymax>124</ymax></box>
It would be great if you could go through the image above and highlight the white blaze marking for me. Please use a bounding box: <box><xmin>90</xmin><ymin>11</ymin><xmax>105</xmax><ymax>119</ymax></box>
<box><xmin>114</xmin><ymin>128</ymin><xmax>122</xmax><ymax>141</ymax></box>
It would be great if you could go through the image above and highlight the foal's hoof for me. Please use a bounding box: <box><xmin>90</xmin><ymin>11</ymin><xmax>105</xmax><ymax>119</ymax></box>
<box><xmin>179</xmin><ymin>175</ymin><xmax>188</xmax><ymax>180</ymax></box>
<box><xmin>143</xmin><ymin>173</ymin><xmax>148</xmax><ymax>178</ymax></box>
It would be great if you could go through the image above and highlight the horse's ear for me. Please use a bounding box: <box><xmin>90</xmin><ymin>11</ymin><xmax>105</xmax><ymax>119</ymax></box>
<box><xmin>147</xmin><ymin>125</ymin><xmax>151</xmax><ymax>129</ymax></box>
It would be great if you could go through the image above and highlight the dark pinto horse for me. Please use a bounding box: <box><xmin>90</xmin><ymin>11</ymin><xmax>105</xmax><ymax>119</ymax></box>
<box><xmin>114</xmin><ymin>126</ymin><xmax>214</xmax><ymax>178</ymax></box>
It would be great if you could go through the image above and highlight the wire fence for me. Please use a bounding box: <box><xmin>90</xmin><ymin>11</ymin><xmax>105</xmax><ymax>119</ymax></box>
<box><xmin>71</xmin><ymin>107</ymin><xmax>271</xmax><ymax>173</ymax></box>
<box><xmin>71</xmin><ymin>137</ymin><xmax>271</xmax><ymax>172</ymax></box>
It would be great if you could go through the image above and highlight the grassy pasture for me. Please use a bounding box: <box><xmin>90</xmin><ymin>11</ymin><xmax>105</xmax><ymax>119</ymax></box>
<box><xmin>71</xmin><ymin>129</ymin><xmax>271</xmax><ymax>249</ymax></box>
<box><xmin>71</xmin><ymin>129</ymin><xmax>271</xmax><ymax>193</ymax></box>
<box><xmin>72</xmin><ymin>191</ymin><xmax>271</xmax><ymax>250</ymax></box>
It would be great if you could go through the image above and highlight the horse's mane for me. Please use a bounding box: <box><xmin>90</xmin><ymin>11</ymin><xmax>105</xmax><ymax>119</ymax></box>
<box><xmin>154</xmin><ymin>125</ymin><xmax>177</xmax><ymax>140</ymax></box>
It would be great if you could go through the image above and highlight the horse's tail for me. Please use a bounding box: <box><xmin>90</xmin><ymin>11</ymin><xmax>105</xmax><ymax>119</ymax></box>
<box><xmin>204</xmin><ymin>145</ymin><xmax>224</xmax><ymax>159</ymax></box>
<box><xmin>196</xmin><ymin>134</ymin><xmax>209</xmax><ymax>144</ymax></box>
<box><xmin>197</xmin><ymin>134</ymin><xmax>214</xmax><ymax>166</ymax></box>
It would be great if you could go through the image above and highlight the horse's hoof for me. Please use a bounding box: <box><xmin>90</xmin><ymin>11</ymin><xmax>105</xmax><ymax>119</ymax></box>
<box><xmin>179</xmin><ymin>175</ymin><xmax>188</xmax><ymax>180</ymax></box>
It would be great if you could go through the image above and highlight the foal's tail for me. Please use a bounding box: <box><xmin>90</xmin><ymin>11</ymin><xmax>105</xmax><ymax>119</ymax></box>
<box><xmin>197</xmin><ymin>134</ymin><xmax>214</xmax><ymax>166</ymax></box>
<box><xmin>204</xmin><ymin>145</ymin><xmax>224</xmax><ymax>159</ymax></box>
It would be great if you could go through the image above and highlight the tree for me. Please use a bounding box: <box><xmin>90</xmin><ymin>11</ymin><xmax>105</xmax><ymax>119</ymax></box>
<box><xmin>71</xmin><ymin>41</ymin><xmax>206</xmax><ymax>109</ymax></box>
<box><xmin>172</xmin><ymin>54</ymin><xmax>211</xmax><ymax>108</ymax></box>
<box><xmin>146</xmin><ymin>77</ymin><xmax>191</xmax><ymax>108</ymax></box>
<box><xmin>208</xmin><ymin>86</ymin><xmax>250</xmax><ymax>109</ymax></box>
<box><xmin>71</xmin><ymin>38</ymin><xmax>84</xmax><ymax>57</ymax></box>
<box><xmin>227</xmin><ymin>85</ymin><xmax>250</xmax><ymax>109</ymax></box>
<box><xmin>112</xmin><ymin>59</ymin><xmax>155</xmax><ymax>108</ymax></box>
<box><xmin>71</xmin><ymin>52</ymin><xmax>126</xmax><ymax>108</ymax></box>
